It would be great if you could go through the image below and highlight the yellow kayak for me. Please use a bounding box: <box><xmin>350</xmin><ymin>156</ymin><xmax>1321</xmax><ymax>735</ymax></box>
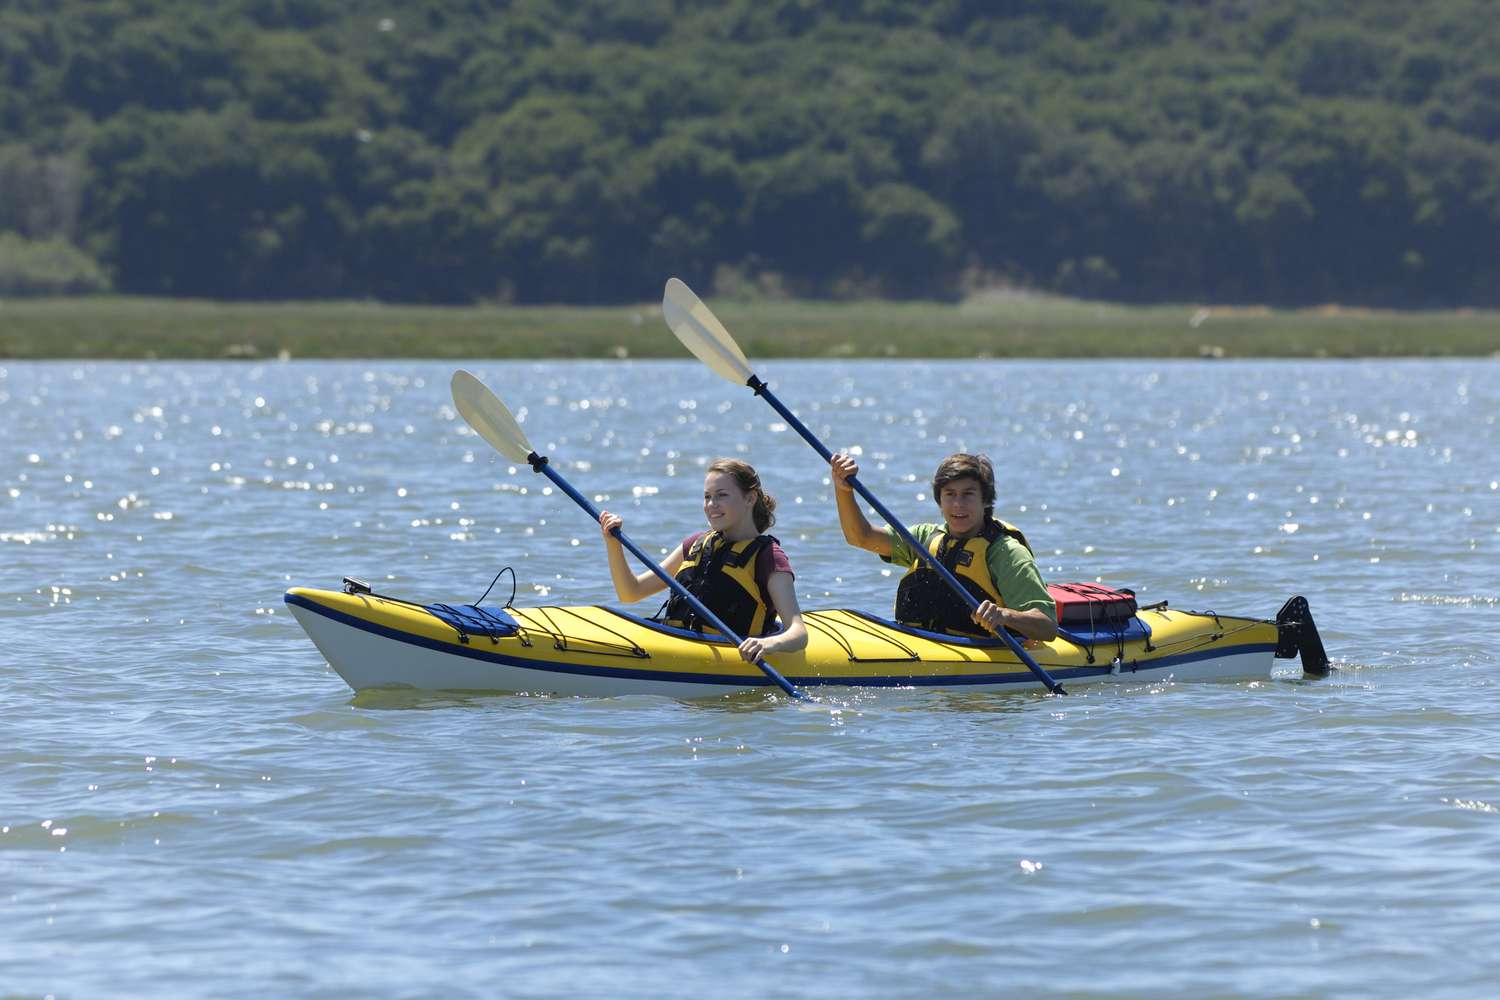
<box><xmin>285</xmin><ymin>583</ymin><xmax>1327</xmax><ymax>697</ymax></box>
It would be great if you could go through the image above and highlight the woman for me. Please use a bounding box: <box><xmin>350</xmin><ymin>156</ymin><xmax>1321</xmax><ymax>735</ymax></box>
<box><xmin>598</xmin><ymin>459</ymin><xmax>808</xmax><ymax>663</ymax></box>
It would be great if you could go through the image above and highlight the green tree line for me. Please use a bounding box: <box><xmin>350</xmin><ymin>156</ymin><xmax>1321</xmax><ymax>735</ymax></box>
<box><xmin>2</xmin><ymin>0</ymin><xmax>1497</xmax><ymax>305</ymax></box>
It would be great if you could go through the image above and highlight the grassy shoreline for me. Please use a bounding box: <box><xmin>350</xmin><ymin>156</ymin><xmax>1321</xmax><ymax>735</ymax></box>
<box><xmin>3</xmin><ymin>295</ymin><xmax>1499</xmax><ymax>360</ymax></box>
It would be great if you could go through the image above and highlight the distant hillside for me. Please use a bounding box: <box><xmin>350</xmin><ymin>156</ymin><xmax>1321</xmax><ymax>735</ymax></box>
<box><xmin>3</xmin><ymin>0</ymin><xmax>1497</xmax><ymax>306</ymax></box>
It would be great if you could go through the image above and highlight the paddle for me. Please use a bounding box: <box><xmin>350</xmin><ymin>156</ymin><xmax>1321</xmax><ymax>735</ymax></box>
<box><xmin>450</xmin><ymin>369</ymin><xmax>806</xmax><ymax>700</ymax></box>
<box><xmin>661</xmin><ymin>278</ymin><xmax>1068</xmax><ymax>696</ymax></box>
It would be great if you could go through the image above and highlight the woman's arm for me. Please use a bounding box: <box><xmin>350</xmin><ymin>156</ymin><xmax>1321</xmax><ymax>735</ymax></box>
<box><xmin>830</xmin><ymin>453</ymin><xmax>893</xmax><ymax>556</ymax></box>
<box><xmin>598</xmin><ymin>511</ymin><xmax>678</xmax><ymax>603</ymax></box>
<box><xmin>736</xmin><ymin>571</ymin><xmax>808</xmax><ymax>662</ymax></box>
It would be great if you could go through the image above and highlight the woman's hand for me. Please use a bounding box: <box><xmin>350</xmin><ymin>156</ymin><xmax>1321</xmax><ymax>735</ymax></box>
<box><xmin>598</xmin><ymin>510</ymin><xmax>622</xmax><ymax>541</ymax></box>
<box><xmin>830</xmin><ymin>453</ymin><xmax>859</xmax><ymax>493</ymax></box>
<box><xmin>737</xmin><ymin>636</ymin><xmax>767</xmax><ymax>663</ymax></box>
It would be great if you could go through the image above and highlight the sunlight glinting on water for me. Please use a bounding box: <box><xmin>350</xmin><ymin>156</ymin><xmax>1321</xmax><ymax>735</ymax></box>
<box><xmin>2</xmin><ymin>358</ymin><xmax>1499</xmax><ymax>998</ymax></box>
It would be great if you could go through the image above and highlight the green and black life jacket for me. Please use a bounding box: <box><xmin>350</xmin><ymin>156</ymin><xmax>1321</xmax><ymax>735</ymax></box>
<box><xmin>663</xmin><ymin>530</ymin><xmax>779</xmax><ymax>637</ymax></box>
<box><xmin>893</xmin><ymin>518</ymin><xmax>1032</xmax><ymax>637</ymax></box>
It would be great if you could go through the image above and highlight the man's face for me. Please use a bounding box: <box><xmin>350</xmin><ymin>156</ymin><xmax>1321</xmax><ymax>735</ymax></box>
<box><xmin>937</xmin><ymin>476</ymin><xmax>985</xmax><ymax>537</ymax></box>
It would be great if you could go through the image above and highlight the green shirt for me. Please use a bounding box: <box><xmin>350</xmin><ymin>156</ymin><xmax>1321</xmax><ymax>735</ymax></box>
<box><xmin>884</xmin><ymin>523</ymin><xmax>1057</xmax><ymax>623</ymax></box>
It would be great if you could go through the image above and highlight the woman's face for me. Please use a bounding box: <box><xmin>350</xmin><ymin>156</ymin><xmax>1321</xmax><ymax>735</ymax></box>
<box><xmin>703</xmin><ymin>470</ymin><xmax>757</xmax><ymax>536</ymax></box>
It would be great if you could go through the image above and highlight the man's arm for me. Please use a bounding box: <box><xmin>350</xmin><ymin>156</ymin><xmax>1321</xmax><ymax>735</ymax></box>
<box><xmin>981</xmin><ymin>537</ymin><xmax>1058</xmax><ymax>642</ymax></box>
<box><xmin>830</xmin><ymin>453</ymin><xmax>893</xmax><ymax>556</ymax></box>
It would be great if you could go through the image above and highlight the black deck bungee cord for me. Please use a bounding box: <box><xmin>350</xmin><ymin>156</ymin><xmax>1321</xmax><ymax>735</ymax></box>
<box><xmin>474</xmin><ymin>566</ymin><xmax>518</xmax><ymax>609</ymax></box>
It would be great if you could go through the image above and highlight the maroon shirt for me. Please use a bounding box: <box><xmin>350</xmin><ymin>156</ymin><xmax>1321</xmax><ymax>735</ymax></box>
<box><xmin>679</xmin><ymin>533</ymin><xmax>794</xmax><ymax>624</ymax></box>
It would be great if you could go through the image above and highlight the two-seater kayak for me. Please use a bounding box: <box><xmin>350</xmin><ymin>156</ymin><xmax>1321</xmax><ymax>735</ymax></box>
<box><xmin>285</xmin><ymin>580</ymin><xmax>1329</xmax><ymax>697</ymax></box>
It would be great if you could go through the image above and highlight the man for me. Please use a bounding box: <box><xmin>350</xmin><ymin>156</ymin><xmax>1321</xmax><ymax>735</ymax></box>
<box><xmin>830</xmin><ymin>452</ymin><xmax>1057</xmax><ymax>641</ymax></box>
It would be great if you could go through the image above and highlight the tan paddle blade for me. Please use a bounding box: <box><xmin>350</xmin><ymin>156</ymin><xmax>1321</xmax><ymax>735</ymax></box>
<box><xmin>451</xmin><ymin>370</ymin><xmax>534</xmax><ymax>464</ymax></box>
<box><xmin>662</xmin><ymin>277</ymin><xmax>754</xmax><ymax>385</ymax></box>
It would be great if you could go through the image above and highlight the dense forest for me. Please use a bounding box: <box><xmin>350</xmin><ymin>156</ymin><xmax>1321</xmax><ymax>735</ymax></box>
<box><xmin>2</xmin><ymin>0</ymin><xmax>1498</xmax><ymax>305</ymax></box>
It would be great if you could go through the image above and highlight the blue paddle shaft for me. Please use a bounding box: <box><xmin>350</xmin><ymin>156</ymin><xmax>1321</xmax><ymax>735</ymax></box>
<box><xmin>745</xmin><ymin>377</ymin><xmax>1066</xmax><ymax>695</ymax></box>
<box><xmin>529</xmin><ymin>455</ymin><xmax>803</xmax><ymax>699</ymax></box>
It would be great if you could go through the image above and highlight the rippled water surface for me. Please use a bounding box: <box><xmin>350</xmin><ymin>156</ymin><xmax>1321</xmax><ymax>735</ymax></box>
<box><xmin>3</xmin><ymin>358</ymin><xmax>1498</xmax><ymax>998</ymax></box>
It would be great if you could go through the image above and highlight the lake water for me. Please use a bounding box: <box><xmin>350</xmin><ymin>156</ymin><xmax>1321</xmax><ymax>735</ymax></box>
<box><xmin>3</xmin><ymin>358</ymin><xmax>1498</xmax><ymax>998</ymax></box>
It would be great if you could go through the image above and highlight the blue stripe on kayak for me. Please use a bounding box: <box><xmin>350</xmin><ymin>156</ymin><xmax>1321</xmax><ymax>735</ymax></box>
<box><xmin>284</xmin><ymin>591</ymin><xmax>1275</xmax><ymax>690</ymax></box>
